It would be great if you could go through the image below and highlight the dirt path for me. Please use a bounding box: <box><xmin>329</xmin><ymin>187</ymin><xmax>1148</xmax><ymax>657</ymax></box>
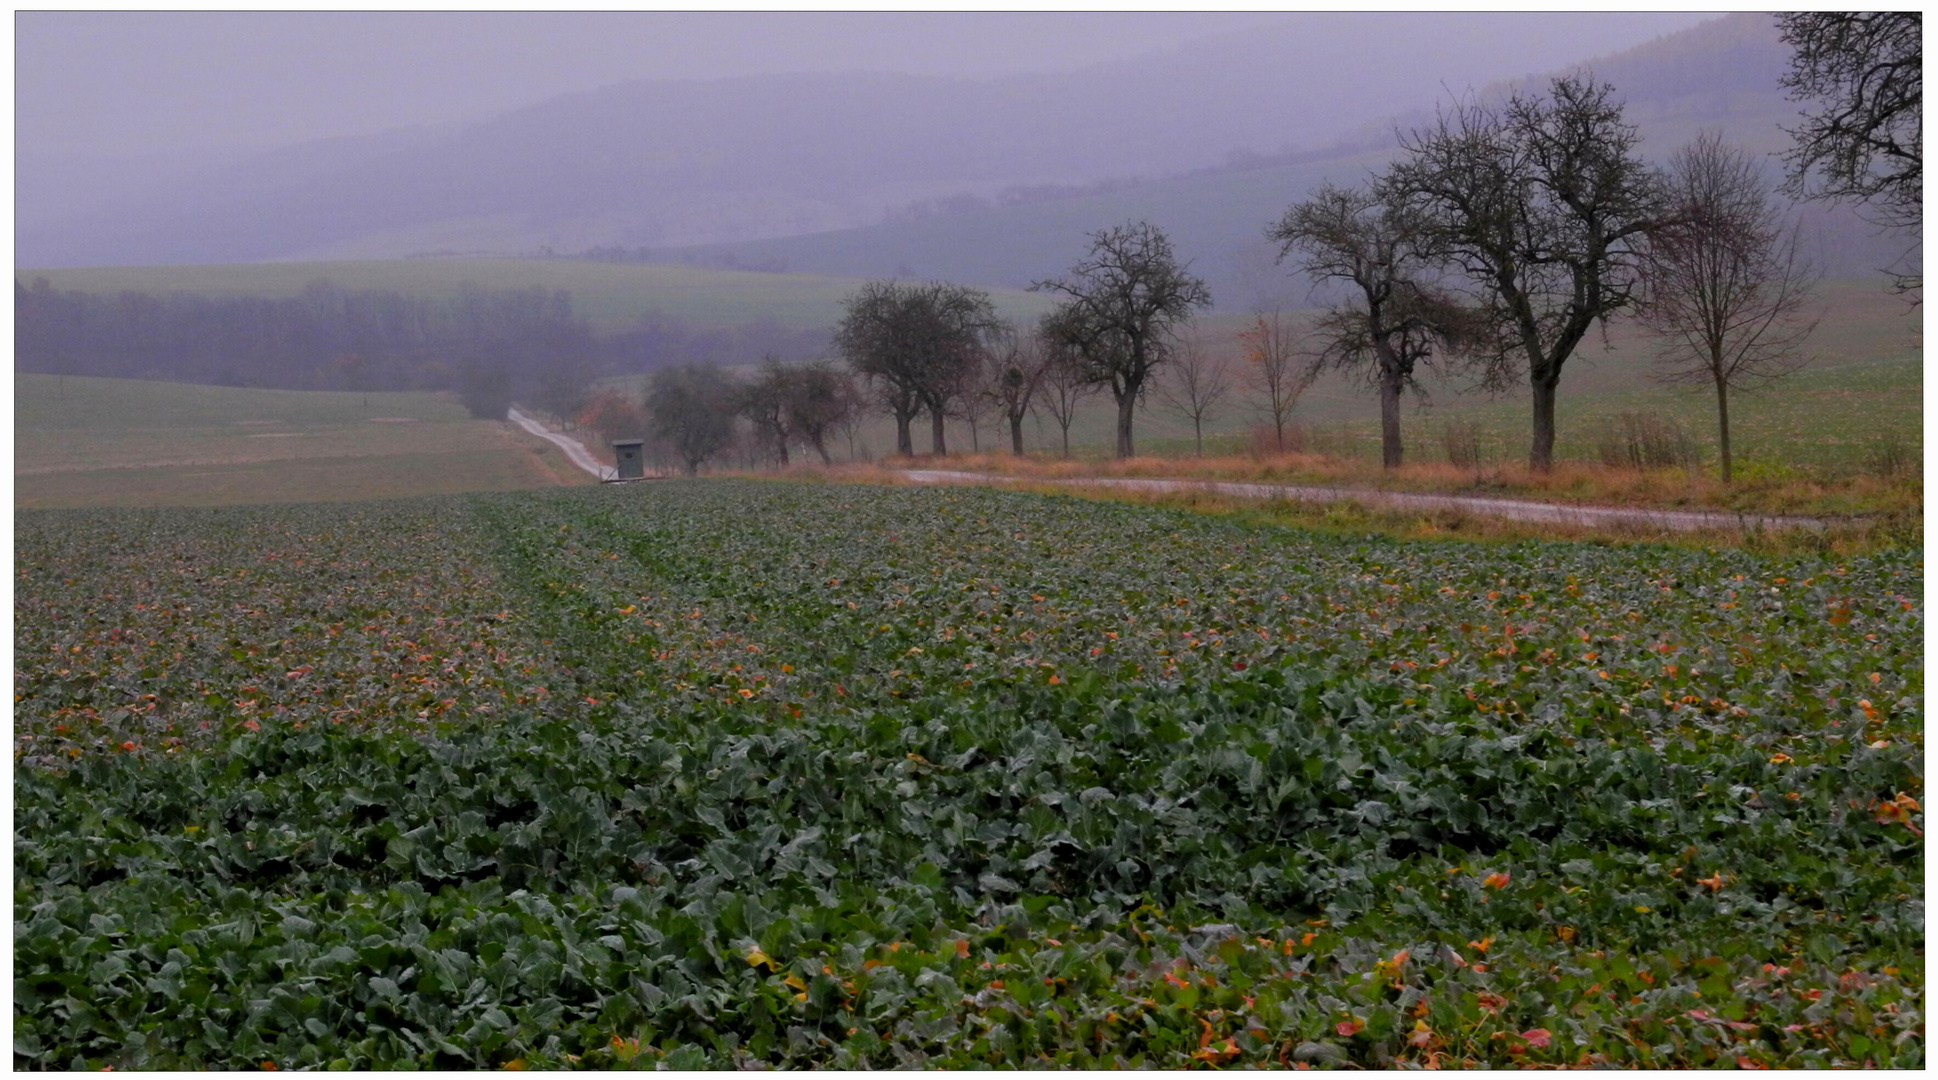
<box><xmin>507</xmin><ymin>408</ymin><xmax>613</xmax><ymax>481</ymax></box>
<box><xmin>899</xmin><ymin>469</ymin><xmax>1832</xmax><ymax>534</ymax></box>
<box><xmin>496</xmin><ymin>413</ymin><xmax>1831</xmax><ymax>533</ymax></box>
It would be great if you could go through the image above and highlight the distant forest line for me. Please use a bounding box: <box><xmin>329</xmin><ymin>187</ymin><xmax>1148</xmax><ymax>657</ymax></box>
<box><xmin>13</xmin><ymin>277</ymin><xmax>830</xmax><ymax>411</ymax></box>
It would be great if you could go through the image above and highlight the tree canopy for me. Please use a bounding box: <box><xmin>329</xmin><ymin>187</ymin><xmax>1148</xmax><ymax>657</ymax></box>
<box><xmin>834</xmin><ymin>280</ymin><xmax>998</xmax><ymax>456</ymax></box>
<box><xmin>1033</xmin><ymin>221</ymin><xmax>1210</xmax><ymax>458</ymax></box>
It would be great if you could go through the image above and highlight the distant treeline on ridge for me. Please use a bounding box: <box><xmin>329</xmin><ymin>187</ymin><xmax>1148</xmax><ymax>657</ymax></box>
<box><xmin>14</xmin><ymin>278</ymin><xmax>831</xmax><ymax>417</ymax></box>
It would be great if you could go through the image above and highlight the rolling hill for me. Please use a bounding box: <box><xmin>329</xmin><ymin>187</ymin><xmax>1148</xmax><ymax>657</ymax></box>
<box><xmin>647</xmin><ymin>14</ymin><xmax>1903</xmax><ymax>307</ymax></box>
<box><xmin>18</xmin><ymin>13</ymin><xmax>1708</xmax><ymax>270</ymax></box>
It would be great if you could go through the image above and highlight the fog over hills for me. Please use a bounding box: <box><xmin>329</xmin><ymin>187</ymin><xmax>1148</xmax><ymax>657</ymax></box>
<box><xmin>642</xmin><ymin>14</ymin><xmax>1900</xmax><ymax>309</ymax></box>
<box><xmin>18</xmin><ymin>12</ymin><xmax>1714</xmax><ymax>269</ymax></box>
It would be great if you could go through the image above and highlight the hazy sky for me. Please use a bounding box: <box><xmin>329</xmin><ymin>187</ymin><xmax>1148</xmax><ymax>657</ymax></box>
<box><xmin>18</xmin><ymin>11</ymin><xmax>1715</xmax><ymax>162</ymax></box>
<box><xmin>18</xmin><ymin>12</ymin><xmax>1284</xmax><ymax>159</ymax></box>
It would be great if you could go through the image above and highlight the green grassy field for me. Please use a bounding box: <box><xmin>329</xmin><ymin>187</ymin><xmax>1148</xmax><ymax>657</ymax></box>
<box><xmin>15</xmin><ymin>481</ymin><xmax>1922</xmax><ymax>1068</ymax></box>
<box><xmin>15</xmin><ymin>259</ymin><xmax>1054</xmax><ymax>335</ymax></box>
<box><xmin>15</xmin><ymin>375</ymin><xmax>593</xmax><ymax>509</ymax></box>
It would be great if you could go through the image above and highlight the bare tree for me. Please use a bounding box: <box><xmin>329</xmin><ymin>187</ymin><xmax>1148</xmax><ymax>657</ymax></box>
<box><xmin>987</xmin><ymin>328</ymin><xmax>1053</xmax><ymax>456</ymax></box>
<box><xmin>1640</xmin><ymin>133</ymin><xmax>1820</xmax><ymax>483</ymax></box>
<box><xmin>1778</xmin><ymin>12</ymin><xmax>1920</xmax><ymax>291</ymax></box>
<box><xmin>834</xmin><ymin>280</ymin><xmax>999</xmax><ymax>456</ymax></box>
<box><xmin>1235</xmin><ymin>310</ymin><xmax>1311</xmax><ymax>453</ymax></box>
<box><xmin>737</xmin><ymin>356</ymin><xmax>795</xmax><ymax>468</ymax></box>
<box><xmin>647</xmin><ymin>364</ymin><xmax>737</xmax><ymax>475</ymax></box>
<box><xmin>1153</xmin><ymin>329</ymin><xmax>1236</xmax><ymax>456</ymax></box>
<box><xmin>1036</xmin><ymin>323</ymin><xmax>1099</xmax><ymax>459</ymax></box>
<box><xmin>1033</xmin><ymin>221</ymin><xmax>1212</xmax><ymax>458</ymax></box>
<box><xmin>577</xmin><ymin>385</ymin><xmax>646</xmax><ymax>447</ymax></box>
<box><xmin>830</xmin><ymin>367</ymin><xmax>872</xmax><ymax>463</ymax></box>
<box><xmin>1391</xmin><ymin>76</ymin><xmax>1664</xmax><ymax>471</ymax></box>
<box><xmin>949</xmin><ymin>353</ymin><xmax>999</xmax><ymax>454</ymax></box>
<box><xmin>1267</xmin><ymin>183</ymin><xmax>1475</xmax><ymax>468</ymax></box>
<box><xmin>783</xmin><ymin>361</ymin><xmax>854</xmax><ymax>466</ymax></box>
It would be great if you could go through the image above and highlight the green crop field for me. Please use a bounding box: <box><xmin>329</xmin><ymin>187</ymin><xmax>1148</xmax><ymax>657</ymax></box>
<box><xmin>15</xmin><ymin>480</ymin><xmax>1921</xmax><ymax>1069</ymax></box>
<box><xmin>15</xmin><ymin>260</ymin><xmax>1053</xmax><ymax>335</ymax></box>
<box><xmin>15</xmin><ymin>375</ymin><xmax>592</xmax><ymax>509</ymax></box>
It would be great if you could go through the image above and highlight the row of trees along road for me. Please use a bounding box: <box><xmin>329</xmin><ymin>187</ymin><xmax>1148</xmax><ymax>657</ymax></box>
<box><xmin>624</xmin><ymin>24</ymin><xmax>1919</xmax><ymax>479</ymax></box>
<box><xmin>1270</xmin><ymin>10</ymin><xmax>1922</xmax><ymax>479</ymax></box>
<box><xmin>626</xmin><ymin>359</ymin><xmax>869</xmax><ymax>476</ymax></box>
<box><xmin>826</xmin><ymin>223</ymin><xmax>1218</xmax><ymax>463</ymax></box>
<box><xmin>638</xmin><ymin>222</ymin><xmax>1218</xmax><ymax>474</ymax></box>
<box><xmin>1272</xmin><ymin>75</ymin><xmax>1833</xmax><ymax>478</ymax></box>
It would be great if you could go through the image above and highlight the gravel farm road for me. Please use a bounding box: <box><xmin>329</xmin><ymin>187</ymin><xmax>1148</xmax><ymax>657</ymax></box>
<box><xmin>508</xmin><ymin>408</ymin><xmax>613</xmax><ymax>481</ymax></box>
<box><xmin>899</xmin><ymin>469</ymin><xmax>1831</xmax><ymax>535</ymax></box>
<box><xmin>501</xmin><ymin>412</ymin><xmax>1827</xmax><ymax>534</ymax></box>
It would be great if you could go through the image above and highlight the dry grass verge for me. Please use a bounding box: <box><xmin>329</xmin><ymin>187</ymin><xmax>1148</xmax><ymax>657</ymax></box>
<box><xmin>850</xmin><ymin>450</ymin><xmax>1919</xmax><ymax>519</ymax></box>
<box><xmin>742</xmin><ymin>457</ymin><xmax>1919</xmax><ymax>556</ymax></box>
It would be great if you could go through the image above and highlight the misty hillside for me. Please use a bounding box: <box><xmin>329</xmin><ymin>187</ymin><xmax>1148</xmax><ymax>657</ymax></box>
<box><xmin>20</xmin><ymin>13</ymin><xmax>1710</xmax><ymax>269</ymax></box>
<box><xmin>657</xmin><ymin>14</ymin><xmax>1903</xmax><ymax>308</ymax></box>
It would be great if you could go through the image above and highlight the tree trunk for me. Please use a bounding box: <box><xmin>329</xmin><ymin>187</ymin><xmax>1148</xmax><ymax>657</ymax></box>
<box><xmin>1379</xmin><ymin>373</ymin><xmax>1404</xmax><ymax>469</ymax></box>
<box><xmin>809</xmin><ymin>433</ymin><xmax>832</xmax><ymax>466</ymax></box>
<box><xmin>930</xmin><ymin>406</ymin><xmax>948</xmax><ymax>457</ymax></box>
<box><xmin>1114</xmin><ymin>390</ymin><xmax>1137</xmax><ymax>459</ymax></box>
<box><xmin>774</xmin><ymin>438</ymin><xmax>789</xmax><ymax>469</ymax></box>
<box><xmin>894</xmin><ymin>411</ymin><xmax>914</xmax><ymax>457</ymax></box>
<box><xmin>1529</xmin><ymin>376</ymin><xmax>1559</xmax><ymax>472</ymax></box>
<box><xmin>1059</xmin><ymin>420</ymin><xmax>1072</xmax><ymax>458</ymax></box>
<box><xmin>1714</xmin><ymin>375</ymin><xmax>1732</xmax><ymax>484</ymax></box>
<box><xmin>1010</xmin><ymin>411</ymin><xmax>1026</xmax><ymax>455</ymax></box>
<box><xmin>1193</xmin><ymin>415</ymin><xmax>1204</xmax><ymax>457</ymax></box>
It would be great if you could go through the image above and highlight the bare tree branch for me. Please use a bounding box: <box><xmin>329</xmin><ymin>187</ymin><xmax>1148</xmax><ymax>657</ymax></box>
<box><xmin>1778</xmin><ymin>12</ymin><xmax>1920</xmax><ymax>293</ymax></box>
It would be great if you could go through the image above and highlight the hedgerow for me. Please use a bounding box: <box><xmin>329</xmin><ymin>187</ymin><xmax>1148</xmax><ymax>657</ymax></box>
<box><xmin>14</xmin><ymin>481</ymin><xmax>1922</xmax><ymax>1068</ymax></box>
